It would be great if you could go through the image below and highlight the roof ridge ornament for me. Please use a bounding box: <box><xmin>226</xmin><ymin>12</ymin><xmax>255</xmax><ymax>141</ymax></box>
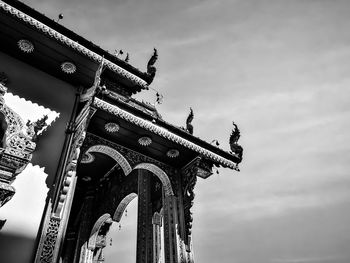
<box><xmin>229</xmin><ymin>121</ymin><xmax>243</xmax><ymax>165</ymax></box>
<box><xmin>80</xmin><ymin>58</ymin><xmax>105</xmax><ymax>102</ymax></box>
<box><xmin>146</xmin><ymin>48</ymin><xmax>158</xmax><ymax>84</ymax></box>
<box><xmin>186</xmin><ymin>108</ymin><xmax>194</xmax><ymax>135</ymax></box>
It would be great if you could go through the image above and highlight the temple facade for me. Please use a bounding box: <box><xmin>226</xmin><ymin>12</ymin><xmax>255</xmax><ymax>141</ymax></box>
<box><xmin>0</xmin><ymin>1</ymin><xmax>243</xmax><ymax>263</ymax></box>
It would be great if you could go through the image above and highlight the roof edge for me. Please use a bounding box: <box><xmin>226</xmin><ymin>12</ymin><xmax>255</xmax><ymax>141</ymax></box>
<box><xmin>93</xmin><ymin>97</ymin><xmax>240</xmax><ymax>170</ymax></box>
<box><xmin>0</xmin><ymin>0</ymin><xmax>150</xmax><ymax>89</ymax></box>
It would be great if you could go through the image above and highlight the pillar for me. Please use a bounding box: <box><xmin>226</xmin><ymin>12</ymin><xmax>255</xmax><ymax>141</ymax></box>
<box><xmin>136</xmin><ymin>170</ymin><xmax>153</xmax><ymax>263</ymax></box>
<box><xmin>152</xmin><ymin>212</ymin><xmax>162</xmax><ymax>263</ymax></box>
<box><xmin>163</xmin><ymin>194</ymin><xmax>178</xmax><ymax>263</ymax></box>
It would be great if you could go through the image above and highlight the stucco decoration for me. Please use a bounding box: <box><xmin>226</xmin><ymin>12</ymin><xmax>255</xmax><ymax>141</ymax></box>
<box><xmin>88</xmin><ymin>213</ymin><xmax>112</xmax><ymax>250</ymax></box>
<box><xmin>60</xmin><ymin>62</ymin><xmax>76</xmax><ymax>74</ymax></box>
<box><xmin>112</xmin><ymin>193</ymin><xmax>137</xmax><ymax>222</ymax></box>
<box><xmin>0</xmin><ymin>1</ymin><xmax>148</xmax><ymax>89</ymax></box>
<box><xmin>0</xmin><ymin>79</ymin><xmax>47</xmax><ymax>206</ymax></box>
<box><xmin>93</xmin><ymin>98</ymin><xmax>239</xmax><ymax>170</ymax></box>
<box><xmin>104</xmin><ymin>122</ymin><xmax>119</xmax><ymax>133</ymax></box>
<box><xmin>138</xmin><ymin>136</ymin><xmax>152</xmax><ymax>146</ymax></box>
<box><xmin>84</xmin><ymin>145</ymin><xmax>132</xmax><ymax>175</ymax></box>
<box><xmin>17</xmin><ymin>39</ymin><xmax>34</xmax><ymax>53</ymax></box>
<box><xmin>166</xmin><ymin>149</ymin><xmax>179</xmax><ymax>158</ymax></box>
<box><xmin>133</xmin><ymin>163</ymin><xmax>174</xmax><ymax>196</ymax></box>
<box><xmin>81</xmin><ymin>152</ymin><xmax>95</xmax><ymax>164</ymax></box>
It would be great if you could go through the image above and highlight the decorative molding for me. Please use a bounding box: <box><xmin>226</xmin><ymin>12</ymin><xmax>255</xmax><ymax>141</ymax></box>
<box><xmin>88</xmin><ymin>213</ymin><xmax>112</xmax><ymax>250</ymax></box>
<box><xmin>166</xmin><ymin>149</ymin><xmax>179</xmax><ymax>158</ymax></box>
<box><xmin>39</xmin><ymin>217</ymin><xmax>60</xmax><ymax>263</ymax></box>
<box><xmin>80</xmin><ymin>152</ymin><xmax>94</xmax><ymax>164</ymax></box>
<box><xmin>60</xmin><ymin>62</ymin><xmax>76</xmax><ymax>74</ymax></box>
<box><xmin>0</xmin><ymin>1</ymin><xmax>149</xmax><ymax>89</ymax></box>
<box><xmin>138</xmin><ymin>136</ymin><xmax>152</xmax><ymax>146</ymax></box>
<box><xmin>0</xmin><ymin>81</ymin><xmax>47</xmax><ymax>206</ymax></box>
<box><xmin>104</xmin><ymin>122</ymin><xmax>119</xmax><ymax>133</ymax></box>
<box><xmin>81</xmin><ymin>133</ymin><xmax>175</xmax><ymax>176</ymax></box>
<box><xmin>83</xmin><ymin>144</ymin><xmax>132</xmax><ymax>175</ymax></box>
<box><xmin>17</xmin><ymin>39</ymin><xmax>34</xmax><ymax>53</ymax></box>
<box><xmin>133</xmin><ymin>163</ymin><xmax>174</xmax><ymax>196</ymax></box>
<box><xmin>181</xmin><ymin>158</ymin><xmax>201</xmax><ymax>247</ymax></box>
<box><xmin>93</xmin><ymin>98</ymin><xmax>239</xmax><ymax>170</ymax></box>
<box><xmin>113</xmin><ymin>193</ymin><xmax>137</xmax><ymax>222</ymax></box>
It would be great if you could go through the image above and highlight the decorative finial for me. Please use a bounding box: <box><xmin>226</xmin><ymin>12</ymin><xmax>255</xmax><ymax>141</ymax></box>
<box><xmin>114</xmin><ymin>49</ymin><xmax>124</xmax><ymax>58</ymax></box>
<box><xmin>146</xmin><ymin>48</ymin><xmax>158</xmax><ymax>84</ymax></box>
<box><xmin>186</xmin><ymin>108</ymin><xmax>194</xmax><ymax>135</ymax></box>
<box><xmin>124</xmin><ymin>53</ymin><xmax>129</xmax><ymax>62</ymax></box>
<box><xmin>56</xmin><ymin>13</ymin><xmax>64</xmax><ymax>23</ymax></box>
<box><xmin>155</xmin><ymin>92</ymin><xmax>163</xmax><ymax>105</ymax></box>
<box><xmin>211</xmin><ymin>139</ymin><xmax>220</xmax><ymax>146</ymax></box>
<box><xmin>229</xmin><ymin>121</ymin><xmax>243</xmax><ymax>163</ymax></box>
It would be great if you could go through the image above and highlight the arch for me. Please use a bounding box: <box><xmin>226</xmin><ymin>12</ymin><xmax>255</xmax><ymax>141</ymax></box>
<box><xmin>133</xmin><ymin>163</ymin><xmax>174</xmax><ymax>196</ymax></box>
<box><xmin>84</xmin><ymin>145</ymin><xmax>132</xmax><ymax>175</ymax></box>
<box><xmin>113</xmin><ymin>193</ymin><xmax>137</xmax><ymax>222</ymax></box>
<box><xmin>88</xmin><ymin>213</ymin><xmax>112</xmax><ymax>250</ymax></box>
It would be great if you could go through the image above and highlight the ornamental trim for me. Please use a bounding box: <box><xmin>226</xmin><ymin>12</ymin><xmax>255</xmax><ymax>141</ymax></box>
<box><xmin>133</xmin><ymin>163</ymin><xmax>174</xmax><ymax>196</ymax></box>
<box><xmin>84</xmin><ymin>144</ymin><xmax>132</xmax><ymax>175</ymax></box>
<box><xmin>112</xmin><ymin>193</ymin><xmax>137</xmax><ymax>222</ymax></box>
<box><xmin>93</xmin><ymin>98</ymin><xmax>239</xmax><ymax>170</ymax></box>
<box><xmin>0</xmin><ymin>1</ymin><xmax>148</xmax><ymax>89</ymax></box>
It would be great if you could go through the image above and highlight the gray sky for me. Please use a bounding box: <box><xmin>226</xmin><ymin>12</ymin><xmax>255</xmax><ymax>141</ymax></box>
<box><xmin>19</xmin><ymin>0</ymin><xmax>350</xmax><ymax>262</ymax></box>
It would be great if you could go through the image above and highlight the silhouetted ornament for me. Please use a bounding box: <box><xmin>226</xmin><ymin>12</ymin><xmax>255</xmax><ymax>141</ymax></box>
<box><xmin>105</xmin><ymin>122</ymin><xmax>119</xmax><ymax>133</ymax></box>
<box><xmin>17</xmin><ymin>39</ymin><xmax>34</xmax><ymax>53</ymax></box>
<box><xmin>166</xmin><ymin>149</ymin><xmax>179</xmax><ymax>158</ymax></box>
<box><xmin>61</xmin><ymin>61</ymin><xmax>76</xmax><ymax>74</ymax></box>
<box><xmin>138</xmin><ymin>136</ymin><xmax>152</xmax><ymax>146</ymax></box>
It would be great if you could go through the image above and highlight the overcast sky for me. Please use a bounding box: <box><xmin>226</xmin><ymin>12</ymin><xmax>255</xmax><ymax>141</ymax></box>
<box><xmin>15</xmin><ymin>0</ymin><xmax>350</xmax><ymax>262</ymax></box>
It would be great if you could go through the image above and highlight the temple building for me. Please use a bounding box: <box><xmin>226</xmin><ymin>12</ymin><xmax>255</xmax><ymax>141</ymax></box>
<box><xmin>0</xmin><ymin>1</ymin><xmax>243</xmax><ymax>263</ymax></box>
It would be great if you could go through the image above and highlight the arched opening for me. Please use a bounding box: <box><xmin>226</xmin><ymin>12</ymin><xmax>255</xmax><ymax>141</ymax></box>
<box><xmin>83</xmin><ymin>145</ymin><xmax>132</xmax><ymax>176</ymax></box>
<box><xmin>77</xmin><ymin>163</ymin><xmax>175</xmax><ymax>263</ymax></box>
<box><xmin>104</xmin><ymin>195</ymin><xmax>138</xmax><ymax>263</ymax></box>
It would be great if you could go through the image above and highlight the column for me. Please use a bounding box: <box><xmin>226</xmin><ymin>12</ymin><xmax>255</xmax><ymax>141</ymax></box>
<box><xmin>163</xmin><ymin>194</ymin><xmax>178</xmax><ymax>263</ymax></box>
<box><xmin>152</xmin><ymin>212</ymin><xmax>162</xmax><ymax>263</ymax></box>
<box><xmin>72</xmin><ymin>190</ymin><xmax>95</xmax><ymax>263</ymax></box>
<box><xmin>136</xmin><ymin>170</ymin><xmax>153</xmax><ymax>263</ymax></box>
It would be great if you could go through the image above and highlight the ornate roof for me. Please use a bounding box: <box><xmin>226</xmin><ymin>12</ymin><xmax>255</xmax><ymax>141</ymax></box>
<box><xmin>0</xmin><ymin>0</ymin><xmax>152</xmax><ymax>90</ymax></box>
<box><xmin>93</xmin><ymin>98</ymin><xmax>240</xmax><ymax>170</ymax></box>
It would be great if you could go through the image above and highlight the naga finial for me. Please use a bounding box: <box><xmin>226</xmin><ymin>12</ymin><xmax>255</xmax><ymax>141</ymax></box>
<box><xmin>229</xmin><ymin>121</ymin><xmax>243</xmax><ymax>163</ymax></box>
<box><xmin>186</xmin><ymin>108</ymin><xmax>194</xmax><ymax>135</ymax></box>
<box><xmin>146</xmin><ymin>48</ymin><xmax>158</xmax><ymax>84</ymax></box>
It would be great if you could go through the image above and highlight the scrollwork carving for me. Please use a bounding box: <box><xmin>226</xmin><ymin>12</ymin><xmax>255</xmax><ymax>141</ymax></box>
<box><xmin>39</xmin><ymin>218</ymin><xmax>60</xmax><ymax>263</ymax></box>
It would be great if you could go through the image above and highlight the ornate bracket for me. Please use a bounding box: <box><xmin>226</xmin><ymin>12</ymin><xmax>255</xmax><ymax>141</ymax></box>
<box><xmin>181</xmin><ymin>157</ymin><xmax>213</xmax><ymax>248</ymax></box>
